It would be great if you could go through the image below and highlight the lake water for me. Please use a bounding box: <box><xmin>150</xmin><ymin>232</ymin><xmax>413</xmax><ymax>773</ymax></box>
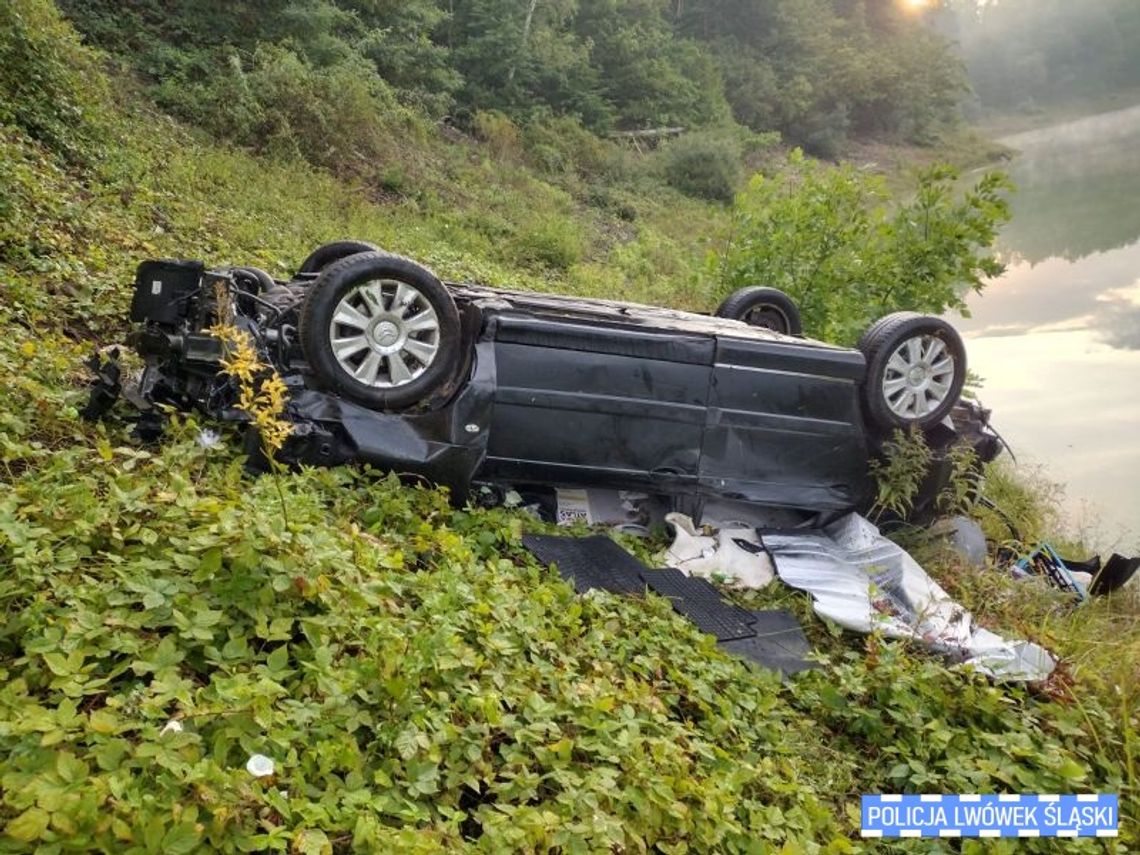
<box><xmin>953</xmin><ymin>105</ymin><xmax>1140</xmax><ymax>551</ymax></box>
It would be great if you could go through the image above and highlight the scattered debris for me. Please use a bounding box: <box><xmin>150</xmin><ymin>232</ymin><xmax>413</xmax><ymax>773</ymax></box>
<box><xmin>80</xmin><ymin>350</ymin><xmax>121</xmax><ymax>421</ymax></box>
<box><xmin>928</xmin><ymin>515</ymin><xmax>988</xmax><ymax>568</ymax></box>
<box><xmin>554</xmin><ymin>489</ymin><xmax>652</xmax><ymax>528</ymax></box>
<box><xmin>521</xmin><ymin>535</ymin><xmax>645</xmax><ymax>596</ymax></box>
<box><xmin>1090</xmin><ymin>553</ymin><xmax>1140</xmax><ymax>596</ymax></box>
<box><xmin>525</xmin><ymin>510</ymin><xmax>1064</xmax><ymax>681</ymax></box>
<box><xmin>719</xmin><ymin>611</ymin><xmax>817</xmax><ymax>675</ymax></box>
<box><xmin>640</xmin><ymin>568</ymin><xmax>756</xmax><ymax>642</ymax></box>
<box><xmin>1001</xmin><ymin>545</ymin><xmax>1140</xmax><ymax>599</ymax></box>
<box><xmin>661</xmin><ymin>512</ymin><xmax>775</xmax><ymax>588</ymax></box>
<box><xmin>1009</xmin><ymin>543</ymin><xmax>1089</xmax><ymax>599</ymax></box>
<box><xmin>761</xmin><ymin>513</ymin><xmax>1055</xmax><ymax>681</ymax></box>
<box><xmin>246</xmin><ymin>754</ymin><xmax>276</xmax><ymax>778</ymax></box>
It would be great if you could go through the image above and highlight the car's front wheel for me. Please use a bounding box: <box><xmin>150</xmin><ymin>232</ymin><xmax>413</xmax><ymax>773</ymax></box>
<box><xmin>858</xmin><ymin>312</ymin><xmax>967</xmax><ymax>431</ymax></box>
<box><xmin>299</xmin><ymin>252</ymin><xmax>462</xmax><ymax>411</ymax></box>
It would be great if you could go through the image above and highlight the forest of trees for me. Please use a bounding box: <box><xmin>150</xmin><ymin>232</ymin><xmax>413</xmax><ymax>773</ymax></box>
<box><xmin>942</xmin><ymin>0</ymin><xmax>1140</xmax><ymax>113</ymax></box>
<box><xmin>59</xmin><ymin>0</ymin><xmax>968</xmax><ymax>161</ymax></box>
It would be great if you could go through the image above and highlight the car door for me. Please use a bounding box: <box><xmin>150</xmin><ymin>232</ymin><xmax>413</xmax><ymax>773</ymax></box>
<box><xmin>481</xmin><ymin>313</ymin><xmax>714</xmax><ymax>492</ymax></box>
<box><xmin>698</xmin><ymin>335</ymin><xmax>871</xmax><ymax>511</ymax></box>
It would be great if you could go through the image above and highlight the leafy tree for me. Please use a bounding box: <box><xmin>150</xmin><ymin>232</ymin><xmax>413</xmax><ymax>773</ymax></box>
<box><xmin>719</xmin><ymin>150</ymin><xmax>1012</xmax><ymax>343</ymax></box>
<box><xmin>573</xmin><ymin>0</ymin><xmax>729</xmax><ymax>130</ymax></box>
<box><xmin>348</xmin><ymin>0</ymin><xmax>462</xmax><ymax>114</ymax></box>
<box><xmin>707</xmin><ymin>43</ymin><xmax>779</xmax><ymax>131</ymax></box>
<box><xmin>449</xmin><ymin>0</ymin><xmax>610</xmax><ymax>126</ymax></box>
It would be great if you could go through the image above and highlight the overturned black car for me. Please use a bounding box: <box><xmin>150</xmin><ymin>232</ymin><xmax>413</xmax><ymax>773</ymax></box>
<box><xmin>91</xmin><ymin>241</ymin><xmax>1001</xmax><ymax>523</ymax></box>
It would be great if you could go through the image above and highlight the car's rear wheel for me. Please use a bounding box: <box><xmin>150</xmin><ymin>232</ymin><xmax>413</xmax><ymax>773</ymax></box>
<box><xmin>299</xmin><ymin>252</ymin><xmax>462</xmax><ymax>411</ymax></box>
<box><xmin>714</xmin><ymin>287</ymin><xmax>803</xmax><ymax>335</ymax></box>
<box><xmin>859</xmin><ymin>312</ymin><xmax>966</xmax><ymax>431</ymax></box>
<box><xmin>297</xmin><ymin>240</ymin><xmax>380</xmax><ymax>275</ymax></box>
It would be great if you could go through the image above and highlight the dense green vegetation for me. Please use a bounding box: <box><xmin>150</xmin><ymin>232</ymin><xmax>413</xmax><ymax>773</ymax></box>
<box><xmin>718</xmin><ymin>151</ymin><xmax>1010</xmax><ymax>343</ymax></box>
<box><xmin>1</xmin><ymin>0</ymin><xmax>1137</xmax><ymax>851</ymax></box>
<box><xmin>60</xmin><ymin>0</ymin><xmax>968</xmax><ymax>164</ymax></box>
<box><xmin>942</xmin><ymin>0</ymin><xmax>1140</xmax><ymax>115</ymax></box>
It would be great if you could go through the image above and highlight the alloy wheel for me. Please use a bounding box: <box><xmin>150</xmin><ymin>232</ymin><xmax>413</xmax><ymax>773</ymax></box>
<box><xmin>882</xmin><ymin>334</ymin><xmax>956</xmax><ymax>420</ymax></box>
<box><xmin>327</xmin><ymin>279</ymin><xmax>441</xmax><ymax>388</ymax></box>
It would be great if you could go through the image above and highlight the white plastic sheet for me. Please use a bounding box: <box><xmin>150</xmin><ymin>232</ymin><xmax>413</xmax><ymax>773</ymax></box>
<box><xmin>661</xmin><ymin>511</ymin><xmax>1055</xmax><ymax>681</ymax></box>
<box><xmin>762</xmin><ymin>514</ymin><xmax>1055</xmax><ymax>681</ymax></box>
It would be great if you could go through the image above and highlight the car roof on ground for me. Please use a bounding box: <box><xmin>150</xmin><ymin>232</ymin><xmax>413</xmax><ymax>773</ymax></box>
<box><xmin>447</xmin><ymin>282</ymin><xmax>849</xmax><ymax>351</ymax></box>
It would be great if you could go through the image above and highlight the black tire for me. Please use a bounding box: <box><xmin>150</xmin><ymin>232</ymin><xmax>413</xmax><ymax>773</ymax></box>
<box><xmin>856</xmin><ymin>310</ymin><xmax>920</xmax><ymax>354</ymax></box>
<box><xmin>229</xmin><ymin>267</ymin><xmax>275</xmax><ymax>316</ymax></box>
<box><xmin>714</xmin><ymin>287</ymin><xmax>803</xmax><ymax>335</ymax></box>
<box><xmin>299</xmin><ymin>252</ymin><xmax>462</xmax><ymax>411</ymax></box>
<box><xmin>858</xmin><ymin>312</ymin><xmax>967</xmax><ymax>431</ymax></box>
<box><xmin>231</xmin><ymin>266</ymin><xmax>275</xmax><ymax>293</ymax></box>
<box><xmin>297</xmin><ymin>240</ymin><xmax>381</xmax><ymax>275</ymax></box>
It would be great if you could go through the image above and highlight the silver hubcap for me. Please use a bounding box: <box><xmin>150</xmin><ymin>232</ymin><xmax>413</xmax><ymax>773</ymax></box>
<box><xmin>883</xmin><ymin>334</ymin><xmax>955</xmax><ymax>420</ymax></box>
<box><xmin>328</xmin><ymin>279</ymin><xmax>440</xmax><ymax>388</ymax></box>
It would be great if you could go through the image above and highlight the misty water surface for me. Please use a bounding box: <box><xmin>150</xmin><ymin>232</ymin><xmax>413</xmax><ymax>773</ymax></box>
<box><xmin>954</xmin><ymin>104</ymin><xmax>1140</xmax><ymax>549</ymax></box>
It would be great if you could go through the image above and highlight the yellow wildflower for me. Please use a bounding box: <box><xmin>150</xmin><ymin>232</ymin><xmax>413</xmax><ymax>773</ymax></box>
<box><xmin>209</xmin><ymin>304</ymin><xmax>293</xmax><ymax>457</ymax></box>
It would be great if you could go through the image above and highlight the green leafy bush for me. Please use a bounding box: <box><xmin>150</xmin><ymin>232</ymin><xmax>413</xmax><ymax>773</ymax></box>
<box><xmin>511</xmin><ymin>218</ymin><xmax>583</xmax><ymax>272</ymax></box>
<box><xmin>150</xmin><ymin>45</ymin><xmax>415</xmax><ymax>178</ymax></box>
<box><xmin>719</xmin><ymin>150</ymin><xmax>1012</xmax><ymax>342</ymax></box>
<box><xmin>471</xmin><ymin>110</ymin><xmax>522</xmax><ymax>161</ymax></box>
<box><xmin>868</xmin><ymin>428</ymin><xmax>935</xmax><ymax>520</ymax></box>
<box><xmin>584</xmin><ymin>185</ymin><xmax>638</xmax><ymax>222</ymax></box>
<box><xmin>0</xmin><ymin>0</ymin><xmax>109</xmax><ymax>163</ymax></box>
<box><xmin>523</xmin><ymin>117</ymin><xmax>632</xmax><ymax>183</ymax></box>
<box><xmin>795</xmin><ymin>105</ymin><xmax>851</xmax><ymax>161</ymax></box>
<box><xmin>658</xmin><ymin>131</ymin><xmax>743</xmax><ymax>203</ymax></box>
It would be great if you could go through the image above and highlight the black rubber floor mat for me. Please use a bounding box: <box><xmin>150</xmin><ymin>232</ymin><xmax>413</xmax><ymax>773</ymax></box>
<box><xmin>521</xmin><ymin>537</ymin><xmax>814</xmax><ymax>659</ymax></box>
<box><xmin>522</xmin><ymin>534</ymin><xmax>645</xmax><ymax>595</ymax></box>
<box><xmin>718</xmin><ymin>610</ymin><xmax>817</xmax><ymax>675</ymax></box>
<box><xmin>641</xmin><ymin>568</ymin><xmax>757</xmax><ymax>641</ymax></box>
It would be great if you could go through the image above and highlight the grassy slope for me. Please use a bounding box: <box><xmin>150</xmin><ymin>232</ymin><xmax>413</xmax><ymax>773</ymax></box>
<box><xmin>1</xmin><ymin>8</ymin><xmax>1136</xmax><ymax>853</ymax></box>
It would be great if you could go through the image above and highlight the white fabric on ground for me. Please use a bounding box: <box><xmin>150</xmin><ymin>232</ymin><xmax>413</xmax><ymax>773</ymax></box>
<box><xmin>661</xmin><ymin>513</ymin><xmax>775</xmax><ymax>589</ymax></box>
